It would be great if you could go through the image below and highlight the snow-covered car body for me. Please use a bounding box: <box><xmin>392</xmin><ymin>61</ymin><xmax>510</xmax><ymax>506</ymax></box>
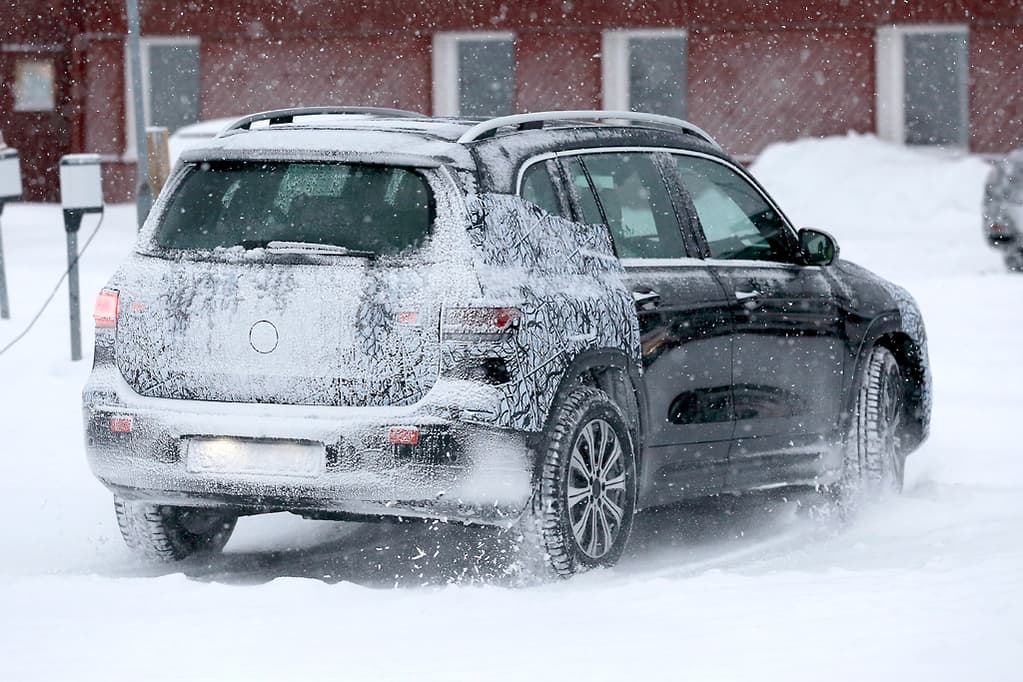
<box><xmin>82</xmin><ymin>109</ymin><xmax>931</xmax><ymax>554</ymax></box>
<box><xmin>982</xmin><ymin>150</ymin><xmax>1023</xmax><ymax>270</ymax></box>
<box><xmin>84</xmin><ymin>112</ymin><xmax>642</xmax><ymax>524</ymax></box>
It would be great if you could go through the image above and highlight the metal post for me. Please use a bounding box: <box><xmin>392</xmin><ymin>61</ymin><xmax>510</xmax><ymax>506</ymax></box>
<box><xmin>0</xmin><ymin>143</ymin><xmax>21</xmax><ymax>320</ymax></box>
<box><xmin>63</xmin><ymin>210</ymin><xmax>83</xmax><ymax>361</ymax></box>
<box><xmin>125</xmin><ymin>0</ymin><xmax>152</xmax><ymax>229</ymax></box>
<box><xmin>0</xmin><ymin>201</ymin><xmax>8</xmax><ymax>319</ymax></box>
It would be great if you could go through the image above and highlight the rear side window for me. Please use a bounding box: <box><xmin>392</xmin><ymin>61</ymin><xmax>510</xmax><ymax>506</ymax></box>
<box><xmin>520</xmin><ymin>161</ymin><xmax>569</xmax><ymax>218</ymax></box>
<box><xmin>155</xmin><ymin>161</ymin><xmax>433</xmax><ymax>255</ymax></box>
<box><xmin>566</xmin><ymin>153</ymin><xmax>687</xmax><ymax>259</ymax></box>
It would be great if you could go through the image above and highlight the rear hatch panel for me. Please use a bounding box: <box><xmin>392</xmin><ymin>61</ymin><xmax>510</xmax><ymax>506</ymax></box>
<box><xmin>115</xmin><ymin>159</ymin><xmax>473</xmax><ymax>408</ymax></box>
<box><xmin>116</xmin><ymin>256</ymin><xmax>440</xmax><ymax>407</ymax></box>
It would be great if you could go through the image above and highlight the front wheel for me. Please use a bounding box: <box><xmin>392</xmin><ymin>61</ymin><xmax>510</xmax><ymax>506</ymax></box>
<box><xmin>114</xmin><ymin>498</ymin><xmax>237</xmax><ymax>561</ymax></box>
<box><xmin>519</xmin><ymin>387</ymin><xmax>638</xmax><ymax>579</ymax></box>
<box><xmin>833</xmin><ymin>345</ymin><xmax>905</xmax><ymax>510</ymax></box>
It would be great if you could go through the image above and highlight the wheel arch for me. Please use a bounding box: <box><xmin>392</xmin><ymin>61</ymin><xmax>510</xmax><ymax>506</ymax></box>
<box><xmin>851</xmin><ymin>314</ymin><xmax>929</xmax><ymax>453</ymax></box>
<box><xmin>874</xmin><ymin>331</ymin><xmax>928</xmax><ymax>452</ymax></box>
<box><xmin>537</xmin><ymin>348</ymin><xmax>647</xmax><ymax>478</ymax></box>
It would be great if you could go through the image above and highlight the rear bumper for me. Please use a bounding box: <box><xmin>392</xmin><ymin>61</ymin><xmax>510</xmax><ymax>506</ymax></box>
<box><xmin>83</xmin><ymin>367</ymin><xmax>534</xmax><ymax>527</ymax></box>
<box><xmin>987</xmin><ymin>231</ymin><xmax>1017</xmax><ymax>247</ymax></box>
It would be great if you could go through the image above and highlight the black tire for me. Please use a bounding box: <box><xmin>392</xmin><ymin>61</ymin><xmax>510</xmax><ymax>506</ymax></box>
<box><xmin>834</xmin><ymin>345</ymin><xmax>905</xmax><ymax>510</ymax></box>
<box><xmin>1005</xmin><ymin>246</ymin><xmax>1023</xmax><ymax>272</ymax></box>
<box><xmin>519</xmin><ymin>386</ymin><xmax>638</xmax><ymax>579</ymax></box>
<box><xmin>114</xmin><ymin>498</ymin><xmax>237</xmax><ymax>561</ymax></box>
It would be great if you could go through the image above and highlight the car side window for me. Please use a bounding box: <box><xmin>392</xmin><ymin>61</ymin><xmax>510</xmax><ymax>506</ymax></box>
<box><xmin>674</xmin><ymin>155</ymin><xmax>794</xmax><ymax>263</ymax></box>
<box><xmin>520</xmin><ymin>160</ymin><xmax>570</xmax><ymax>218</ymax></box>
<box><xmin>564</xmin><ymin>152</ymin><xmax>687</xmax><ymax>259</ymax></box>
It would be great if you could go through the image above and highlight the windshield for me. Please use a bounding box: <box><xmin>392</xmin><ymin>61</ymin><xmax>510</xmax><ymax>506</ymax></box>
<box><xmin>154</xmin><ymin>161</ymin><xmax>434</xmax><ymax>255</ymax></box>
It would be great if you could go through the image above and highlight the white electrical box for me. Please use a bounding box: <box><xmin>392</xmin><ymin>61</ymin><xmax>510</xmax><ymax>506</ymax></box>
<box><xmin>0</xmin><ymin>147</ymin><xmax>21</xmax><ymax>201</ymax></box>
<box><xmin>59</xmin><ymin>154</ymin><xmax>104</xmax><ymax>211</ymax></box>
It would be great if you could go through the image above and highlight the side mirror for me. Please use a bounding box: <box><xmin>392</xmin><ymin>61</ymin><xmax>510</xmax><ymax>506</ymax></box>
<box><xmin>799</xmin><ymin>228</ymin><xmax>839</xmax><ymax>266</ymax></box>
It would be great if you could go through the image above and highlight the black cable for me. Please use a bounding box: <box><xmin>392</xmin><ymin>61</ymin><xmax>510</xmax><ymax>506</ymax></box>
<box><xmin>0</xmin><ymin>210</ymin><xmax>106</xmax><ymax>357</ymax></box>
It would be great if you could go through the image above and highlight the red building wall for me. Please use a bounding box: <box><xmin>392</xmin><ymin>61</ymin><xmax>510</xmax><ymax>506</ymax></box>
<box><xmin>4</xmin><ymin>0</ymin><xmax>1023</xmax><ymax>201</ymax></box>
<box><xmin>514</xmin><ymin>32</ymin><xmax>603</xmax><ymax>112</ymax></box>
<box><xmin>970</xmin><ymin>25</ymin><xmax>1023</xmax><ymax>153</ymax></box>
<box><xmin>200</xmin><ymin>35</ymin><xmax>433</xmax><ymax>118</ymax></box>
<box><xmin>689</xmin><ymin>28</ymin><xmax>876</xmax><ymax>155</ymax></box>
<box><xmin>0</xmin><ymin>1</ymin><xmax>74</xmax><ymax>199</ymax></box>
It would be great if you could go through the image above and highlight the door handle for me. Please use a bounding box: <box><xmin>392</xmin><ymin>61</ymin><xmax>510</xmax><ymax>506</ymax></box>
<box><xmin>735</xmin><ymin>290</ymin><xmax>762</xmax><ymax>308</ymax></box>
<box><xmin>632</xmin><ymin>289</ymin><xmax>661</xmax><ymax>309</ymax></box>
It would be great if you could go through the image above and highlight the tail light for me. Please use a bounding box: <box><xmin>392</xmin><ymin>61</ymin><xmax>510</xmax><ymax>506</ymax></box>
<box><xmin>442</xmin><ymin>306</ymin><xmax>521</xmax><ymax>340</ymax></box>
<box><xmin>93</xmin><ymin>289</ymin><xmax>119</xmax><ymax>328</ymax></box>
<box><xmin>388</xmin><ymin>426</ymin><xmax>420</xmax><ymax>445</ymax></box>
<box><xmin>989</xmin><ymin>223</ymin><xmax>1017</xmax><ymax>243</ymax></box>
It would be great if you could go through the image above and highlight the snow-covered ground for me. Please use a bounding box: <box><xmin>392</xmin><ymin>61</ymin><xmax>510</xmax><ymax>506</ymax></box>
<box><xmin>1</xmin><ymin>134</ymin><xmax>1020</xmax><ymax>680</ymax></box>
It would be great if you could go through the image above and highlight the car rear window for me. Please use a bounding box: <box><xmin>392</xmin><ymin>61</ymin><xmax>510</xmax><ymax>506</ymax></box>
<box><xmin>155</xmin><ymin>161</ymin><xmax>434</xmax><ymax>255</ymax></box>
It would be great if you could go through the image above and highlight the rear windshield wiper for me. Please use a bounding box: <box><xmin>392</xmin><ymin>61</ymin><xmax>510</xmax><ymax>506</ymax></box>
<box><xmin>262</xmin><ymin>241</ymin><xmax>376</xmax><ymax>258</ymax></box>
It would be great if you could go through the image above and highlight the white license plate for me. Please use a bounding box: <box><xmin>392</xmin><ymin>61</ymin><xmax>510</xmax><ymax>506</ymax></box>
<box><xmin>186</xmin><ymin>438</ymin><xmax>325</xmax><ymax>478</ymax></box>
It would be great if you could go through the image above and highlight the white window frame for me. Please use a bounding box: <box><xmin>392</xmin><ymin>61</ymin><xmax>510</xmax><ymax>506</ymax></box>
<box><xmin>601</xmin><ymin>28</ymin><xmax>687</xmax><ymax>111</ymax></box>
<box><xmin>123</xmin><ymin>35</ymin><xmax>200</xmax><ymax>158</ymax></box>
<box><xmin>432</xmin><ymin>31</ymin><xmax>515</xmax><ymax>117</ymax></box>
<box><xmin>876</xmin><ymin>24</ymin><xmax>969</xmax><ymax>146</ymax></box>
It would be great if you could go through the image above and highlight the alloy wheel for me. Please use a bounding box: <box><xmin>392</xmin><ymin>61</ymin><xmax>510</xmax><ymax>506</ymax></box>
<box><xmin>879</xmin><ymin>363</ymin><xmax>904</xmax><ymax>487</ymax></box>
<box><xmin>566</xmin><ymin>418</ymin><xmax>628</xmax><ymax>559</ymax></box>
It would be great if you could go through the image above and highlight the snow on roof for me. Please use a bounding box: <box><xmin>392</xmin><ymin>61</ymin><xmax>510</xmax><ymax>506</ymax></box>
<box><xmin>169</xmin><ymin>113</ymin><xmax>719</xmax><ymax>175</ymax></box>
<box><xmin>168</xmin><ymin>118</ymin><xmax>240</xmax><ymax>166</ymax></box>
<box><xmin>179</xmin><ymin>125</ymin><xmax>476</xmax><ymax>169</ymax></box>
<box><xmin>172</xmin><ymin>117</ymin><xmax>240</xmax><ymax>138</ymax></box>
<box><xmin>221</xmin><ymin>116</ymin><xmax>475</xmax><ymax>140</ymax></box>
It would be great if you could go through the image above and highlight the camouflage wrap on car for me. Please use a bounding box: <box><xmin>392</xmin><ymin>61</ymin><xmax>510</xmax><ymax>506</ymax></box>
<box><xmin>113</xmin><ymin>258</ymin><xmax>445</xmax><ymax>408</ymax></box>
<box><xmin>441</xmin><ymin>193</ymin><xmax>640</xmax><ymax>432</ymax></box>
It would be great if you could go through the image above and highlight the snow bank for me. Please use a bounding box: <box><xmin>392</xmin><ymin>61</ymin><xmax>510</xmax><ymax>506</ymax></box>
<box><xmin>752</xmin><ymin>132</ymin><xmax>1003</xmax><ymax>279</ymax></box>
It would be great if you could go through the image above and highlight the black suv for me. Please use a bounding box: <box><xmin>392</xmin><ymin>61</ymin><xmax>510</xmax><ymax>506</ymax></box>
<box><xmin>83</xmin><ymin>108</ymin><xmax>931</xmax><ymax>577</ymax></box>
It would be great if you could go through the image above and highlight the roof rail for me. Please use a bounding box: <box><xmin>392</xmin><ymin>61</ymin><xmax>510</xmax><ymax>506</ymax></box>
<box><xmin>456</xmin><ymin>110</ymin><xmax>721</xmax><ymax>148</ymax></box>
<box><xmin>219</xmin><ymin>106</ymin><xmax>423</xmax><ymax>136</ymax></box>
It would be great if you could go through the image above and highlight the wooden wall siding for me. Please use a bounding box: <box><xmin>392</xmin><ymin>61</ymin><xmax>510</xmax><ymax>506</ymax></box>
<box><xmin>81</xmin><ymin>39</ymin><xmax>124</xmax><ymax>156</ymax></box>
<box><xmin>4</xmin><ymin>0</ymin><xmax>1023</xmax><ymax>201</ymax></box>
<box><xmin>513</xmin><ymin>32</ymin><xmax>603</xmax><ymax>113</ymax></box>
<box><xmin>969</xmin><ymin>25</ymin><xmax>1023</xmax><ymax>153</ymax></box>
<box><xmin>689</xmin><ymin>29</ymin><xmax>875</xmax><ymax>156</ymax></box>
<box><xmin>64</xmin><ymin>0</ymin><xmax>1023</xmax><ymax>36</ymax></box>
<box><xmin>200</xmin><ymin>36</ymin><xmax>432</xmax><ymax>119</ymax></box>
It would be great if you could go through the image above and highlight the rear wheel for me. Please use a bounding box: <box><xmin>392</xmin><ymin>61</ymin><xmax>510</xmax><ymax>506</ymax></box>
<box><xmin>114</xmin><ymin>498</ymin><xmax>237</xmax><ymax>561</ymax></box>
<box><xmin>519</xmin><ymin>387</ymin><xmax>638</xmax><ymax>579</ymax></box>
<box><xmin>834</xmin><ymin>345</ymin><xmax>905</xmax><ymax>509</ymax></box>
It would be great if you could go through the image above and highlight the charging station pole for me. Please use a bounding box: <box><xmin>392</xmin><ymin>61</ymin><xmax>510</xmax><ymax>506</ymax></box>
<box><xmin>65</xmin><ymin>212</ymin><xmax>83</xmax><ymax>361</ymax></box>
<box><xmin>59</xmin><ymin>154</ymin><xmax>104</xmax><ymax>361</ymax></box>
<box><xmin>0</xmin><ymin>203</ymin><xmax>9</xmax><ymax>320</ymax></box>
<box><xmin>0</xmin><ymin>144</ymin><xmax>23</xmax><ymax>320</ymax></box>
